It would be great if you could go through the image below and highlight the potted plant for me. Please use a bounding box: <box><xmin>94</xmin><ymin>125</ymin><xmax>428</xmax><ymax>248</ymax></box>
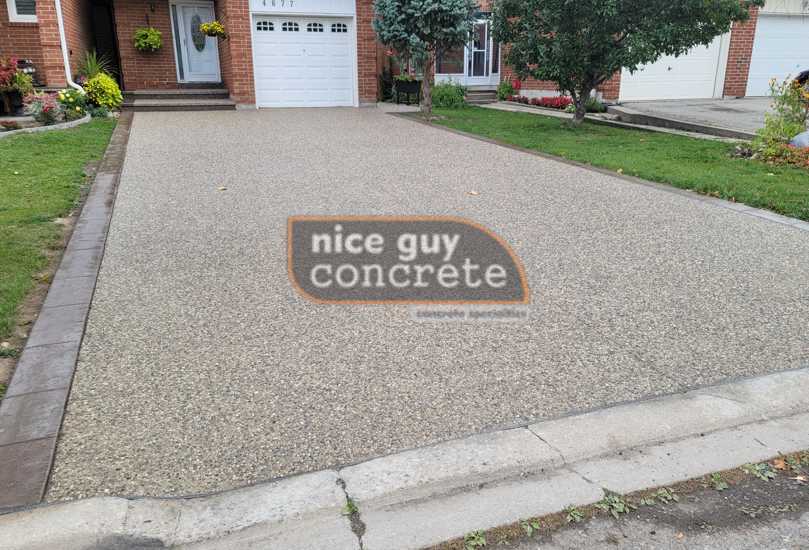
<box><xmin>0</xmin><ymin>57</ymin><xmax>34</xmax><ymax>115</ymax></box>
<box><xmin>133</xmin><ymin>27</ymin><xmax>163</xmax><ymax>52</ymax></box>
<box><xmin>200</xmin><ymin>20</ymin><xmax>227</xmax><ymax>39</ymax></box>
<box><xmin>393</xmin><ymin>73</ymin><xmax>422</xmax><ymax>105</ymax></box>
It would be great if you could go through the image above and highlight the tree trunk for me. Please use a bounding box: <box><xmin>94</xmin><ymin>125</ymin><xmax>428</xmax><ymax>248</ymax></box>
<box><xmin>570</xmin><ymin>87</ymin><xmax>592</xmax><ymax>126</ymax></box>
<box><xmin>421</xmin><ymin>53</ymin><xmax>434</xmax><ymax>115</ymax></box>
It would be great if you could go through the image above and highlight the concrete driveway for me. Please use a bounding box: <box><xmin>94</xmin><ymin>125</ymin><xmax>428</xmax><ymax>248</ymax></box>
<box><xmin>620</xmin><ymin>97</ymin><xmax>772</xmax><ymax>134</ymax></box>
<box><xmin>46</xmin><ymin>108</ymin><xmax>809</xmax><ymax>500</ymax></box>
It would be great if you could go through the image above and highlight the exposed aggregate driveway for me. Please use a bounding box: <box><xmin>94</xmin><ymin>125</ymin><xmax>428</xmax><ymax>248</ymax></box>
<box><xmin>47</xmin><ymin>108</ymin><xmax>809</xmax><ymax>500</ymax></box>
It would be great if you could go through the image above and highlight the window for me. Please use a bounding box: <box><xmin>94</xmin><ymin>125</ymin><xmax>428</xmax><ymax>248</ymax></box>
<box><xmin>331</xmin><ymin>23</ymin><xmax>348</xmax><ymax>33</ymax></box>
<box><xmin>256</xmin><ymin>20</ymin><xmax>274</xmax><ymax>32</ymax></box>
<box><xmin>306</xmin><ymin>22</ymin><xmax>323</xmax><ymax>32</ymax></box>
<box><xmin>282</xmin><ymin>21</ymin><xmax>299</xmax><ymax>32</ymax></box>
<box><xmin>7</xmin><ymin>0</ymin><xmax>37</xmax><ymax>22</ymax></box>
<box><xmin>437</xmin><ymin>47</ymin><xmax>464</xmax><ymax>74</ymax></box>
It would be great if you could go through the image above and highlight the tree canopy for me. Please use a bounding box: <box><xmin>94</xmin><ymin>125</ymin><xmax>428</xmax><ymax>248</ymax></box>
<box><xmin>493</xmin><ymin>0</ymin><xmax>763</xmax><ymax>123</ymax></box>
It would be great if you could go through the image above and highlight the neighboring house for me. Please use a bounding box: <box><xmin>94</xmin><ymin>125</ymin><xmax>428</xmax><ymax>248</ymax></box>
<box><xmin>1</xmin><ymin>0</ymin><xmax>807</xmax><ymax>108</ymax></box>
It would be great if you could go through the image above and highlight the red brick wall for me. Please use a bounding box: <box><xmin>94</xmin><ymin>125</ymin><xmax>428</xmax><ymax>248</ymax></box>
<box><xmin>36</xmin><ymin>0</ymin><xmax>68</xmax><ymax>86</ymax></box>
<box><xmin>216</xmin><ymin>0</ymin><xmax>252</xmax><ymax>104</ymax></box>
<box><xmin>113</xmin><ymin>0</ymin><xmax>178</xmax><ymax>89</ymax></box>
<box><xmin>356</xmin><ymin>0</ymin><xmax>377</xmax><ymax>103</ymax></box>
<box><xmin>723</xmin><ymin>6</ymin><xmax>758</xmax><ymax>97</ymax></box>
<box><xmin>0</xmin><ymin>14</ymin><xmax>43</xmax><ymax>80</ymax></box>
<box><xmin>61</xmin><ymin>0</ymin><xmax>93</xmax><ymax>77</ymax></box>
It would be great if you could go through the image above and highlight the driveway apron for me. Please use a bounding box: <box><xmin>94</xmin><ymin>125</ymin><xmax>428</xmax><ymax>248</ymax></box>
<box><xmin>46</xmin><ymin>108</ymin><xmax>809</xmax><ymax>500</ymax></box>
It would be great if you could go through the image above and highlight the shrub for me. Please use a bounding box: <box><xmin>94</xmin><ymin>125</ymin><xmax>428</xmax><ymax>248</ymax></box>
<box><xmin>77</xmin><ymin>50</ymin><xmax>116</xmax><ymax>79</ymax></box>
<box><xmin>537</xmin><ymin>96</ymin><xmax>573</xmax><ymax>109</ymax></box>
<box><xmin>432</xmin><ymin>82</ymin><xmax>466</xmax><ymax>108</ymax></box>
<box><xmin>133</xmin><ymin>27</ymin><xmax>162</xmax><ymax>52</ymax></box>
<box><xmin>586</xmin><ymin>97</ymin><xmax>606</xmax><ymax>113</ymax></box>
<box><xmin>497</xmin><ymin>80</ymin><xmax>515</xmax><ymax>100</ymax></box>
<box><xmin>57</xmin><ymin>88</ymin><xmax>87</xmax><ymax>120</ymax></box>
<box><xmin>84</xmin><ymin>73</ymin><xmax>123</xmax><ymax>110</ymax></box>
<box><xmin>24</xmin><ymin>92</ymin><xmax>62</xmax><ymax>125</ymax></box>
<box><xmin>754</xmin><ymin>77</ymin><xmax>809</xmax><ymax>158</ymax></box>
<box><xmin>1</xmin><ymin>120</ymin><xmax>21</xmax><ymax>131</ymax></box>
<box><xmin>88</xmin><ymin>105</ymin><xmax>110</xmax><ymax>118</ymax></box>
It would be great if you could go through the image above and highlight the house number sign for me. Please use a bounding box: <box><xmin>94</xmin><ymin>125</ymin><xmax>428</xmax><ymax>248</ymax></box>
<box><xmin>262</xmin><ymin>0</ymin><xmax>296</xmax><ymax>7</ymax></box>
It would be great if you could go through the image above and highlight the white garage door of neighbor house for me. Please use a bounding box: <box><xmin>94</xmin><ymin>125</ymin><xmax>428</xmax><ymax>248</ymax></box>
<box><xmin>252</xmin><ymin>16</ymin><xmax>355</xmax><ymax>108</ymax></box>
<box><xmin>619</xmin><ymin>36</ymin><xmax>725</xmax><ymax>101</ymax></box>
<box><xmin>746</xmin><ymin>15</ymin><xmax>809</xmax><ymax>97</ymax></box>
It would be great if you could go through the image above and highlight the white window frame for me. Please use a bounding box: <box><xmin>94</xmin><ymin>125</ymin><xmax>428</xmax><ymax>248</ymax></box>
<box><xmin>7</xmin><ymin>0</ymin><xmax>37</xmax><ymax>23</ymax></box>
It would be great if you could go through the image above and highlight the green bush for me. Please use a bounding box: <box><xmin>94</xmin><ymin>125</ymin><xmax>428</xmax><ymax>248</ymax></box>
<box><xmin>84</xmin><ymin>73</ymin><xmax>123</xmax><ymax>110</ymax></box>
<box><xmin>88</xmin><ymin>105</ymin><xmax>110</xmax><ymax>118</ymax></box>
<box><xmin>57</xmin><ymin>88</ymin><xmax>87</xmax><ymax>120</ymax></box>
<box><xmin>432</xmin><ymin>82</ymin><xmax>466</xmax><ymax>108</ymax></box>
<box><xmin>133</xmin><ymin>27</ymin><xmax>162</xmax><ymax>52</ymax></box>
<box><xmin>497</xmin><ymin>80</ymin><xmax>515</xmax><ymax>100</ymax></box>
<box><xmin>754</xmin><ymin>77</ymin><xmax>809</xmax><ymax>159</ymax></box>
<box><xmin>585</xmin><ymin>97</ymin><xmax>606</xmax><ymax>113</ymax></box>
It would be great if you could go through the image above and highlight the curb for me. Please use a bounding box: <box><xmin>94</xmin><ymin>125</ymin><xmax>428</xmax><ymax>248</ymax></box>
<box><xmin>0</xmin><ymin>112</ymin><xmax>133</xmax><ymax>510</ymax></box>
<box><xmin>1</xmin><ymin>367</ymin><xmax>808</xmax><ymax>549</ymax></box>
<box><xmin>0</xmin><ymin>114</ymin><xmax>92</xmax><ymax>140</ymax></box>
<box><xmin>606</xmin><ymin>104</ymin><xmax>757</xmax><ymax>141</ymax></box>
<box><xmin>395</xmin><ymin>112</ymin><xmax>809</xmax><ymax>234</ymax></box>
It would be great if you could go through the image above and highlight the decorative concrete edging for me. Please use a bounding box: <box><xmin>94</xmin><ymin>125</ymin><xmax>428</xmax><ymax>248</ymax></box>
<box><xmin>0</xmin><ymin>112</ymin><xmax>133</xmax><ymax>510</ymax></box>
<box><xmin>0</xmin><ymin>114</ymin><xmax>91</xmax><ymax>140</ymax></box>
<box><xmin>0</xmin><ymin>367</ymin><xmax>807</xmax><ymax>549</ymax></box>
<box><xmin>606</xmin><ymin>104</ymin><xmax>757</xmax><ymax>141</ymax></box>
<box><xmin>401</xmin><ymin>112</ymin><xmax>809</xmax><ymax>234</ymax></box>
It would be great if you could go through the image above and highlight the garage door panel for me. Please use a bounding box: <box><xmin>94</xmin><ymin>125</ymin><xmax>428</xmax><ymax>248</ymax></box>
<box><xmin>619</xmin><ymin>37</ymin><xmax>723</xmax><ymax>101</ymax></box>
<box><xmin>746</xmin><ymin>15</ymin><xmax>809</xmax><ymax>97</ymax></box>
<box><xmin>253</xmin><ymin>15</ymin><xmax>356</xmax><ymax>108</ymax></box>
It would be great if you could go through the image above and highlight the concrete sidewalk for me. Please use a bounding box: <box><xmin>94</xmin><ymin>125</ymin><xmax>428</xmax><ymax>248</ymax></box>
<box><xmin>46</xmin><ymin>107</ymin><xmax>809</xmax><ymax>501</ymax></box>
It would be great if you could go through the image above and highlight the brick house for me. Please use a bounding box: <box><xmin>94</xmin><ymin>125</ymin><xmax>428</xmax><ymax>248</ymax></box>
<box><xmin>1</xmin><ymin>0</ymin><xmax>807</xmax><ymax>109</ymax></box>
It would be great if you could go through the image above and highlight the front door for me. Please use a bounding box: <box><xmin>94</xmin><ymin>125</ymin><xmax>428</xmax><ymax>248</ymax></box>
<box><xmin>435</xmin><ymin>19</ymin><xmax>500</xmax><ymax>87</ymax></box>
<box><xmin>171</xmin><ymin>1</ymin><xmax>221</xmax><ymax>82</ymax></box>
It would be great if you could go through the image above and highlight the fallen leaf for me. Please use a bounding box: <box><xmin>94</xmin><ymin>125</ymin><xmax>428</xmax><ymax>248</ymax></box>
<box><xmin>616</xmin><ymin>168</ymin><xmax>624</xmax><ymax>174</ymax></box>
<box><xmin>773</xmin><ymin>458</ymin><xmax>787</xmax><ymax>470</ymax></box>
<box><xmin>217</xmin><ymin>186</ymin><xmax>227</xmax><ymax>191</ymax></box>
<box><xmin>767</xmin><ymin>173</ymin><xmax>775</xmax><ymax>176</ymax></box>
<box><xmin>13</xmin><ymin>171</ymin><xmax>20</xmax><ymax>175</ymax></box>
<box><xmin>467</xmin><ymin>190</ymin><xmax>480</xmax><ymax>196</ymax></box>
<box><xmin>790</xmin><ymin>475</ymin><xmax>807</xmax><ymax>484</ymax></box>
<box><xmin>676</xmin><ymin>532</ymin><xmax>685</xmax><ymax>540</ymax></box>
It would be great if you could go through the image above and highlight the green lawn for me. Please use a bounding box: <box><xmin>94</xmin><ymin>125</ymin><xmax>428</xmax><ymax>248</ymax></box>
<box><xmin>432</xmin><ymin>107</ymin><xmax>809</xmax><ymax>221</ymax></box>
<box><xmin>0</xmin><ymin>119</ymin><xmax>115</xmax><ymax>339</ymax></box>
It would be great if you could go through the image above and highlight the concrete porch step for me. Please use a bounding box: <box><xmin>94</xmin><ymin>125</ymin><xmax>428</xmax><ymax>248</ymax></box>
<box><xmin>124</xmin><ymin>88</ymin><xmax>230</xmax><ymax>101</ymax></box>
<box><xmin>466</xmin><ymin>90</ymin><xmax>498</xmax><ymax>105</ymax></box>
<box><xmin>122</xmin><ymin>98</ymin><xmax>236</xmax><ymax>112</ymax></box>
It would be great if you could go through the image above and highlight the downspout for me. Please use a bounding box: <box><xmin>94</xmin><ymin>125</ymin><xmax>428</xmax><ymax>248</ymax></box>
<box><xmin>53</xmin><ymin>0</ymin><xmax>83</xmax><ymax>91</ymax></box>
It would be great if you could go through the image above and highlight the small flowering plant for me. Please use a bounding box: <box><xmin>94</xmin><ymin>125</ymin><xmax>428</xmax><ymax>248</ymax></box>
<box><xmin>57</xmin><ymin>88</ymin><xmax>87</xmax><ymax>120</ymax></box>
<box><xmin>24</xmin><ymin>92</ymin><xmax>62</xmax><ymax>125</ymax></box>
<box><xmin>200</xmin><ymin>20</ymin><xmax>227</xmax><ymax>39</ymax></box>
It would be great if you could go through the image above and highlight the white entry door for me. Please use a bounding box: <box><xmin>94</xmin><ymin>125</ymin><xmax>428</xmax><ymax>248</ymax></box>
<box><xmin>436</xmin><ymin>19</ymin><xmax>500</xmax><ymax>87</ymax></box>
<box><xmin>172</xmin><ymin>1</ymin><xmax>221</xmax><ymax>82</ymax></box>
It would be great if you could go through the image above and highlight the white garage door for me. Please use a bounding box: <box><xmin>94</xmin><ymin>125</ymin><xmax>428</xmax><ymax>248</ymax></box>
<box><xmin>745</xmin><ymin>15</ymin><xmax>809</xmax><ymax>97</ymax></box>
<box><xmin>619</xmin><ymin>36</ymin><xmax>725</xmax><ymax>101</ymax></box>
<box><xmin>252</xmin><ymin>16</ymin><xmax>355</xmax><ymax>107</ymax></box>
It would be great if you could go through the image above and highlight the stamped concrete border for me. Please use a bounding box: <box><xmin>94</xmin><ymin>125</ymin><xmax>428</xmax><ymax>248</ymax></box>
<box><xmin>0</xmin><ymin>112</ymin><xmax>133</xmax><ymax>511</ymax></box>
<box><xmin>0</xmin><ymin>367</ymin><xmax>808</xmax><ymax>549</ymax></box>
<box><xmin>0</xmin><ymin>114</ymin><xmax>92</xmax><ymax>140</ymax></box>
<box><xmin>394</xmin><ymin>112</ymin><xmax>809</xmax><ymax>234</ymax></box>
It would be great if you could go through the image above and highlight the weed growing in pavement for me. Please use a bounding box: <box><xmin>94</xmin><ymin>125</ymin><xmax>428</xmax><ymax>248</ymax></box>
<box><xmin>0</xmin><ymin>347</ymin><xmax>18</xmax><ymax>358</ymax></box>
<box><xmin>709</xmin><ymin>473</ymin><xmax>729</xmax><ymax>491</ymax></box>
<box><xmin>341</xmin><ymin>497</ymin><xmax>358</xmax><ymax>516</ymax></box>
<box><xmin>463</xmin><ymin>530</ymin><xmax>486</xmax><ymax>548</ymax></box>
<box><xmin>595</xmin><ymin>492</ymin><xmax>636</xmax><ymax>519</ymax></box>
<box><xmin>564</xmin><ymin>506</ymin><xmax>584</xmax><ymax>523</ymax></box>
<box><xmin>743</xmin><ymin>463</ymin><xmax>777</xmax><ymax>481</ymax></box>
<box><xmin>520</xmin><ymin>519</ymin><xmax>541</xmax><ymax>535</ymax></box>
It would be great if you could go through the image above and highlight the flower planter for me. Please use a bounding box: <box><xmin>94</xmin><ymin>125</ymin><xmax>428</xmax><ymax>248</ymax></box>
<box><xmin>0</xmin><ymin>90</ymin><xmax>24</xmax><ymax>116</ymax></box>
<box><xmin>394</xmin><ymin>79</ymin><xmax>421</xmax><ymax>105</ymax></box>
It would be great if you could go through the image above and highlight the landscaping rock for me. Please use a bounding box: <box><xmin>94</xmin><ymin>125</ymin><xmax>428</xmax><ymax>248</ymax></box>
<box><xmin>789</xmin><ymin>130</ymin><xmax>809</xmax><ymax>148</ymax></box>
